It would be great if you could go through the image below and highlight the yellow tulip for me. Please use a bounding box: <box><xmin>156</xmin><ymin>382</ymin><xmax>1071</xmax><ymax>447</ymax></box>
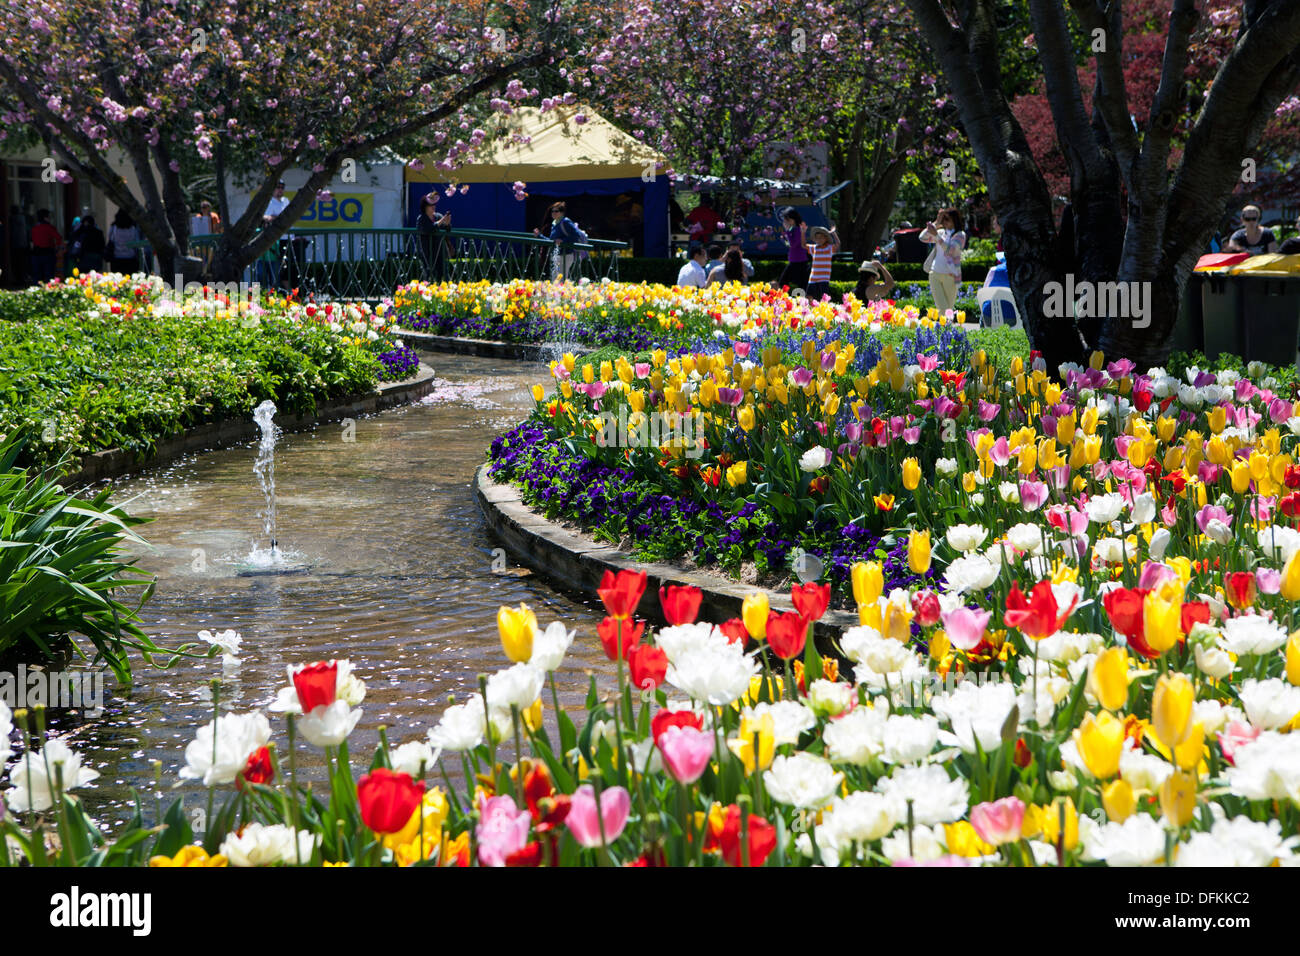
<box><xmin>742</xmin><ymin>592</ymin><xmax>769</xmax><ymax>640</ymax></box>
<box><xmin>1229</xmin><ymin>460</ymin><xmax>1251</xmax><ymax>494</ymax></box>
<box><xmin>737</xmin><ymin>405</ymin><xmax>755</xmax><ymax>432</ymax></box>
<box><xmin>1089</xmin><ymin>350</ymin><xmax>1105</xmax><ymax>370</ymax></box>
<box><xmin>881</xmin><ymin>596</ymin><xmax>914</xmax><ymax>642</ymax></box>
<box><xmin>1288</xmin><ymin>631</ymin><xmax>1300</xmax><ymax>686</ymax></box>
<box><xmin>1152</xmin><ymin>673</ymin><xmax>1194</xmax><ymax>747</ymax></box>
<box><xmin>851</xmin><ymin>561</ymin><xmax>884</xmax><ymax>608</ymax></box>
<box><xmin>1206</xmin><ymin>405</ymin><xmax>1226</xmax><ymax>435</ymax></box>
<box><xmin>581</xmin><ymin>363</ymin><xmax>594</xmax><ymax>384</ymax></box>
<box><xmin>1088</xmin><ymin>647</ymin><xmax>1130</xmax><ymax>711</ymax></box>
<box><xmin>1102</xmin><ymin>779</ymin><xmax>1135</xmax><ymax>822</ymax></box>
<box><xmin>382</xmin><ymin>787</ymin><xmax>450</xmax><ymax>851</ymax></box>
<box><xmin>1249</xmin><ymin>451</ymin><xmax>1270</xmax><ymax>483</ymax></box>
<box><xmin>1081</xmin><ymin>405</ymin><xmax>1100</xmax><ymax>436</ymax></box>
<box><xmin>726</xmin><ymin>461</ymin><xmax>748</xmax><ymax>487</ymax></box>
<box><xmin>1055</xmin><ymin>413</ymin><xmax>1076</xmax><ymax>447</ymax></box>
<box><xmin>1142</xmin><ymin>593</ymin><xmax>1183</xmax><ymax>655</ymax></box>
<box><xmin>902</xmin><ymin>457</ymin><xmax>921</xmax><ymax>491</ymax></box>
<box><xmin>1174</xmin><ymin>721</ymin><xmax>1205</xmax><ymax>771</ymax></box>
<box><xmin>1074</xmin><ymin>711</ymin><xmax>1125</xmax><ymax>779</ymax></box>
<box><xmin>1159</xmin><ymin>771</ymin><xmax>1197</xmax><ymax>828</ymax></box>
<box><xmin>944</xmin><ymin>821</ymin><xmax>996</xmax><ymax>857</ymax></box>
<box><xmin>1010</xmin><ymin>355</ymin><xmax>1024</xmax><ymax>376</ymax></box>
<box><xmin>929</xmin><ymin>628</ymin><xmax>951</xmax><ymax>662</ymax></box>
<box><xmin>1206</xmin><ymin>435</ymin><xmax>1232</xmax><ymax>467</ymax></box>
<box><xmin>497</xmin><ymin>603</ymin><xmax>537</xmax><ymax>663</ymax></box>
<box><xmin>531</xmin><ymin>384</ymin><xmax>545</xmax><ymax>402</ymax></box>
<box><xmin>727</xmin><ymin>713</ymin><xmax>775</xmax><ymax>774</ymax></box>
<box><xmin>1281</xmin><ymin>550</ymin><xmax>1300</xmax><ymax>602</ymax></box>
<box><xmin>908</xmin><ymin>529</ymin><xmax>931</xmax><ymax>574</ymax></box>
<box><xmin>1038</xmin><ymin>797</ymin><xmax>1079</xmax><ymax>850</ymax></box>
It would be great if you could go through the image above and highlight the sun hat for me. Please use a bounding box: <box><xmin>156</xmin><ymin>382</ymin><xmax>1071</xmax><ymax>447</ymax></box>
<box><xmin>808</xmin><ymin>226</ymin><xmax>832</xmax><ymax>243</ymax></box>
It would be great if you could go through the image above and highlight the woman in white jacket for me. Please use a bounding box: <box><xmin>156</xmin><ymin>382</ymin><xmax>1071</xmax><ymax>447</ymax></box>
<box><xmin>919</xmin><ymin>208</ymin><xmax>966</xmax><ymax>317</ymax></box>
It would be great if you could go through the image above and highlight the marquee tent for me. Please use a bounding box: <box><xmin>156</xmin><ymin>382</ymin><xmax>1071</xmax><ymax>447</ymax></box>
<box><xmin>405</xmin><ymin>106</ymin><xmax>669</xmax><ymax>257</ymax></box>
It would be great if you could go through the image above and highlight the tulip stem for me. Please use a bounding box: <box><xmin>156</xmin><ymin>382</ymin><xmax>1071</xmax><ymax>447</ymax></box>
<box><xmin>511</xmin><ymin>705</ymin><xmax>525</xmax><ymax>810</ymax></box>
<box><xmin>286</xmin><ymin>713</ymin><xmax>302</xmax><ymax>864</ymax></box>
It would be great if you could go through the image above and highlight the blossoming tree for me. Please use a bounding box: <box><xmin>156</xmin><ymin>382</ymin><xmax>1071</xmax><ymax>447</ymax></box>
<box><xmin>904</xmin><ymin>0</ymin><xmax>1300</xmax><ymax>369</ymax></box>
<box><xmin>0</xmin><ymin>0</ymin><xmax>578</xmax><ymax>281</ymax></box>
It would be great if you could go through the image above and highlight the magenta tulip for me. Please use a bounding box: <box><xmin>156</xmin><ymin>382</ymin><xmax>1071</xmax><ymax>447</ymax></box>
<box><xmin>940</xmin><ymin>606</ymin><xmax>992</xmax><ymax>651</ymax></box>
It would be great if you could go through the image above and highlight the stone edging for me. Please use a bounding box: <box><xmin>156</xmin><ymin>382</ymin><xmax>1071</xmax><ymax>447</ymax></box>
<box><xmin>63</xmin><ymin>364</ymin><xmax>438</xmax><ymax>488</ymax></box>
<box><xmin>474</xmin><ymin>463</ymin><xmax>859</xmax><ymax>645</ymax></box>
<box><xmin>398</xmin><ymin>329</ymin><xmax>545</xmax><ymax>362</ymax></box>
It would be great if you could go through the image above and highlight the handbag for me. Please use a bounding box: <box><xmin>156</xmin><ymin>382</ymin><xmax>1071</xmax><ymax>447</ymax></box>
<box><xmin>923</xmin><ymin>245</ymin><xmax>937</xmax><ymax>273</ymax></box>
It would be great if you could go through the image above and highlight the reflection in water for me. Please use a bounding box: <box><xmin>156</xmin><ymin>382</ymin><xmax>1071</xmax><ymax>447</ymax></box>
<box><xmin>54</xmin><ymin>353</ymin><xmax>609</xmax><ymax>832</ymax></box>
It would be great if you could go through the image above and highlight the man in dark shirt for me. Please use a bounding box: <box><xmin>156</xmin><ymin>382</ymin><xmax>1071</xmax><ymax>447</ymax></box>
<box><xmin>1226</xmin><ymin>205</ymin><xmax>1278</xmax><ymax>255</ymax></box>
<box><xmin>1280</xmin><ymin>214</ymin><xmax>1300</xmax><ymax>255</ymax></box>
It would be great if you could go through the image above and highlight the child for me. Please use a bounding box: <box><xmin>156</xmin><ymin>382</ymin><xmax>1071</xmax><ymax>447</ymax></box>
<box><xmin>805</xmin><ymin>224</ymin><xmax>839</xmax><ymax>301</ymax></box>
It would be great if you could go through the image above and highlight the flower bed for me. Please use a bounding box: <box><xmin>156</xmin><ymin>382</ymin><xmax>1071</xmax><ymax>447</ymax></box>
<box><xmin>390</xmin><ymin>278</ymin><xmax>962</xmax><ymax>356</ymax></box>
<box><xmin>5</xmin><ymin>565</ymin><xmax>1299</xmax><ymax>867</ymax></box>
<box><xmin>0</xmin><ymin>273</ymin><xmax>418</xmax><ymax>471</ymax></box>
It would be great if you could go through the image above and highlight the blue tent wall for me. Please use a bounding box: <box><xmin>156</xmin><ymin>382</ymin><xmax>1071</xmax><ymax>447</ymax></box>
<box><xmin>406</xmin><ymin>176</ymin><xmax>667</xmax><ymax>257</ymax></box>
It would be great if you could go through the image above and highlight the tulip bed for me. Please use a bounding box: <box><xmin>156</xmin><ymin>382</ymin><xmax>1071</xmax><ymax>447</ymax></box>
<box><xmin>4</xmin><ymin>559</ymin><xmax>1300</xmax><ymax>867</ymax></box>
<box><xmin>0</xmin><ymin>272</ymin><xmax>418</xmax><ymax>472</ymax></box>
<box><xmin>390</xmin><ymin>278</ymin><xmax>950</xmax><ymax>355</ymax></box>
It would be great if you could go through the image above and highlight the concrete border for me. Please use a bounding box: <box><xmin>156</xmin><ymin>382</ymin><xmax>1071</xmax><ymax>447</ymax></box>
<box><xmin>63</xmin><ymin>363</ymin><xmax>438</xmax><ymax>488</ymax></box>
<box><xmin>398</xmin><ymin>329</ymin><xmax>546</xmax><ymax>362</ymax></box>
<box><xmin>474</xmin><ymin>463</ymin><xmax>859</xmax><ymax>644</ymax></box>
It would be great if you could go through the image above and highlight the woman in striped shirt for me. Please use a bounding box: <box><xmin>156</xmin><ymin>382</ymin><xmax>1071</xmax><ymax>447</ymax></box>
<box><xmin>805</xmin><ymin>224</ymin><xmax>839</xmax><ymax>301</ymax></box>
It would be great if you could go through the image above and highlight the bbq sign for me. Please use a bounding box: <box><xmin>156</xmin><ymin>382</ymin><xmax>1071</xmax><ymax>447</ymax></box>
<box><xmin>289</xmin><ymin>192</ymin><xmax>373</xmax><ymax>228</ymax></box>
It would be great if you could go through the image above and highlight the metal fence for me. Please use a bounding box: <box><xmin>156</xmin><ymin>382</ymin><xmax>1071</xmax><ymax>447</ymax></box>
<box><xmin>131</xmin><ymin>227</ymin><xmax>629</xmax><ymax>300</ymax></box>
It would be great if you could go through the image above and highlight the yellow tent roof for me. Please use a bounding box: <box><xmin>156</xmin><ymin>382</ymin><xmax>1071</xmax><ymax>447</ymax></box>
<box><xmin>405</xmin><ymin>106</ymin><xmax>665</xmax><ymax>184</ymax></box>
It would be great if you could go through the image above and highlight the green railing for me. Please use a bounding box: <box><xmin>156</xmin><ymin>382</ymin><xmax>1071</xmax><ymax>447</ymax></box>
<box><xmin>138</xmin><ymin>228</ymin><xmax>628</xmax><ymax>300</ymax></box>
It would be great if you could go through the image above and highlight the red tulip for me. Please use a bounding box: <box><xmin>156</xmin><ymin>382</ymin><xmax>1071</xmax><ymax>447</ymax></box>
<box><xmin>1224</xmin><ymin>572</ymin><xmax>1256</xmax><ymax>609</ymax></box>
<box><xmin>652</xmin><ymin>709</ymin><xmax>703</xmax><ymax>743</ymax></box>
<box><xmin>598</xmin><ymin>616</ymin><xmax>644</xmax><ymax>661</ymax></box>
<box><xmin>1281</xmin><ymin>492</ymin><xmax>1300</xmax><ymax>518</ymax></box>
<box><xmin>356</xmin><ymin>767</ymin><xmax>426</xmax><ymax>835</ymax></box>
<box><xmin>1013</xmin><ymin>738</ymin><xmax>1032</xmax><ymax>769</ymax></box>
<box><xmin>718</xmin><ymin>618</ymin><xmax>748</xmax><ymax>646</ymax></box>
<box><xmin>505</xmin><ymin>842</ymin><xmax>543</xmax><ymax>867</ymax></box>
<box><xmin>1181</xmin><ymin>601</ymin><xmax>1212</xmax><ymax>634</ymax></box>
<box><xmin>627</xmin><ymin>845</ymin><xmax>669</xmax><ymax>867</ymax></box>
<box><xmin>1102</xmin><ymin>587</ymin><xmax>1159</xmax><ymax>659</ymax></box>
<box><xmin>719</xmin><ymin>805</ymin><xmax>776</xmax><ymax>867</ymax></box>
<box><xmin>598</xmin><ymin>569</ymin><xmax>647</xmax><ymax>619</ymax></box>
<box><xmin>791</xmin><ymin>582</ymin><xmax>830</xmax><ymax>621</ymax></box>
<box><xmin>765</xmin><ymin>610</ymin><xmax>809</xmax><ymax>660</ymax></box>
<box><xmin>659</xmin><ymin>584</ymin><xmax>702</xmax><ymax>625</ymax></box>
<box><xmin>292</xmin><ymin>661</ymin><xmax>338</xmax><ymax>712</ymax></box>
<box><xmin>911</xmin><ymin>590</ymin><xmax>942</xmax><ymax>628</ymax></box>
<box><xmin>1004</xmin><ymin>580</ymin><xmax>1075</xmax><ymax>639</ymax></box>
<box><xmin>628</xmin><ymin>643</ymin><xmax>669</xmax><ymax>692</ymax></box>
<box><xmin>237</xmin><ymin>746</ymin><xmax>274</xmax><ymax>790</ymax></box>
<box><xmin>523</xmin><ymin>763</ymin><xmax>555</xmax><ymax>819</ymax></box>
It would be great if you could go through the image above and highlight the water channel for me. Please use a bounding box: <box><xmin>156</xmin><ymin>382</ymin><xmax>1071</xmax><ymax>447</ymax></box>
<box><xmin>61</xmin><ymin>352</ymin><xmax>611</xmax><ymax>831</ymax></box>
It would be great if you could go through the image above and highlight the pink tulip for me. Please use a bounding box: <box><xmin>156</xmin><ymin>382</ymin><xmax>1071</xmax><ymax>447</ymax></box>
<box><xmin>1268</xmin><ymin>397</ymin><xmax>1293</xmax><ymax>423</ymax></box>
<box><xmin>902</xmin><ymin>426</ymin><xmax>921</xmax><ymax>444</ymax></box>
<box><xmin>476</xmin><ymin>793</ymin><xmax>531</xmax><ymax>867</ymax></box>
<box><xmin>1018</xmin><ymin>481</ymin><xmax>1048</xmax><ymax>511</ymax></box>
<box><xmin>978</xmin><ymin>400</ymin><xmax>1001</xmax><ymax>422</ymax></box>
<box><xmin>567</xmin><ymin>784</ymin><xmax>631</xmax><ymax>848</ymax></box>
<box><xmin>1195</xmin><ymin>504</ymin><xmax>1231</xmax><ymax>534</ymax></box>
<box><xmin>1137</xmin><ymin>561</ymin><xmax>1177</xmax><ymax>590</ymax></box>
<box><xmin>970</xmin><ymin>796</ymin><xmax>1025</xmax><ymax>846</ymax></box>
<box><xmin>918</xmin><ymin>354</ymin><xmax>939</xmax><ymax>371</ymax></box>
<box><xmin>657</xmin><ymin>726</ymin><xmax>714</xmax><ymax>784</ymax></box>
<box><xmin>940</xmin><ymin>606</ymin><xmax>992</xmax><ymax>651</ymax></box>
<box><xmin>791</xmin><ymin>367</ymin><xmax>814</xmax><ymax>388</ymax></box>
<box><xmin>1256</xmin><ymin>567</ymin><xmax>1281</xmax><ymax>595</ymax></box>
<box><xmin>733</xmin><ymin>342</ymin><xmax>751</xmax><ymax>359</ymax></box>
<box><xmin>1217</xmin><ymin>720</ymin><xmax>1261</xmax><ymax>767</ymax></box>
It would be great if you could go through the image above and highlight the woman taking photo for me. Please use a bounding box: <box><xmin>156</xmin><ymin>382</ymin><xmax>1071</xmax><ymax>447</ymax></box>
<box><xmin>778</xmin><ymin>207</ymin><xmax>811</xmax><ymax>293</ymax></box>
<box><xmin>919</xmin><ymin>207</ymin><xmax>966</xmax><ymax>316</ymax></box>
<box><xmin>416</xmin><ymin>192</ymin><xmax>452</xmax><ymax>281</ymax></box>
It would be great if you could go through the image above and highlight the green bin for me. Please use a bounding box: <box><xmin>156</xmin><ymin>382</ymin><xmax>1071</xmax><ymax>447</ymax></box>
<box><xmin>1200</xmin><ymin>269</ymin><xmax>1244</xmax><ymax>361</ymax></box>
<box><xmin>1172</xmin><ymin>272</ymin><xmax>1204</xmax><ymax>355</ymax></box>
<box><xmin>1229</xmin><ymin>254</ymin><xmax>1300</xmax><ymax>369</ymax></box>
